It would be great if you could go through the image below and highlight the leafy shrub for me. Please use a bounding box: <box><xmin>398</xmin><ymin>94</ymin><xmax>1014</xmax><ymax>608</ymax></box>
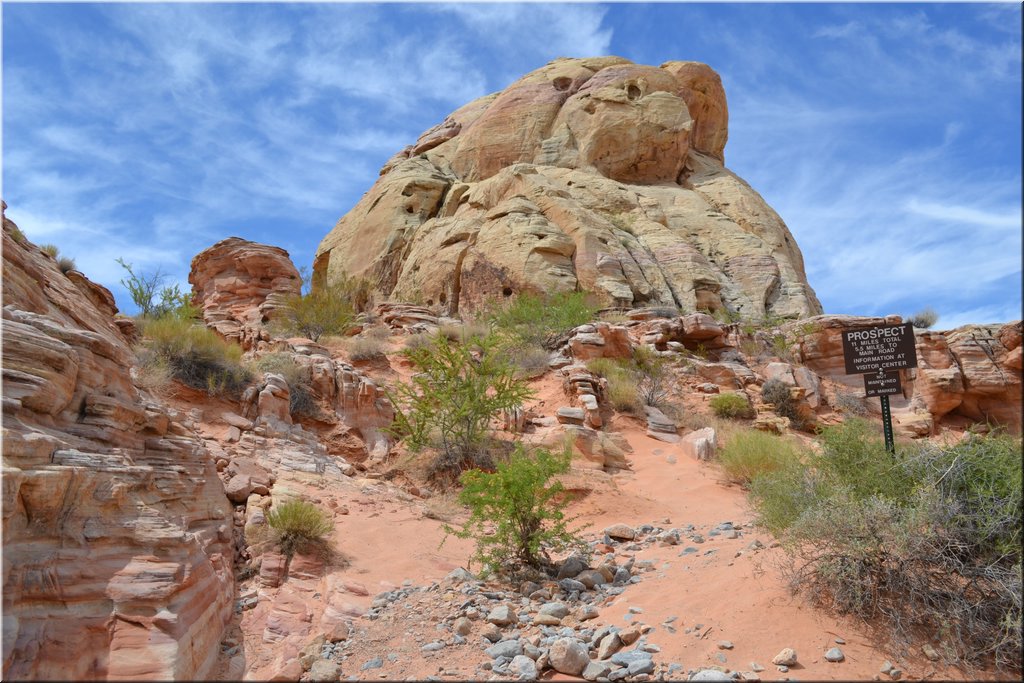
<box><xmin>347</xmin><ymin>336</ymin><xmax>387</xmax><ymax>362</ymax></box>
<box><xmin>40</xmin><ymin>243</ymin><xmax>59</xmax><ymax>257</ymax></box>
<box><xmin>908</xmin><ymin>307</ymin><xmax>939</xmax><ymax>329</ymax></box>
<box><xmin>139</xmin><ymin>316</ymin><xmax>250</xmax><ymax>397</ymax></box>
<box><xmin>266</xmin><ymin>499</ymin><xmax>333</xmax><ymax>558</ymax></box>
<box><xmin>748</xmin><ymin>420</ymin><xmax>1022</xmax><ymax>671</ymax></box>
<box><xmin>719</xmin><ymin>428</ymin><xmax>804</xmax><ymax>485</ymax></box>
<box><xmin>115</xmin><ymin>258</ymin><xmax>192</xmax><ymax>318</ymax></box>
<box><xmin>276</xmin><ymin>285</ymin><xmax>356</xmax><ymax>342</ymax></box>
<box><xmin>445</xmin><ymin>443</ymin><xmax>589</xmax><ymax>577</ymax></box>
<box><xmin>710</xmin><ymin>392</ymin><xmax>755</xmax><ymax>419</ymax></box>
<box><xmin>57</xmin><ymin>256</ymin><xmax>76</xmax><ymax>274</ymax></box>
<box><xmin>486</xmin><ymin>291</ymin><xmax>599</xmax><ymax>350</ymax></box>
<box><xmin>389</xmin><ymin>334</ymin><xmax>534</xmax><ymax>487</ymax></box>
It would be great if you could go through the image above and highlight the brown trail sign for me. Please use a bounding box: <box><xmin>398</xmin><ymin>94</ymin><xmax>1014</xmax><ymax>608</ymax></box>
<box><xmin>841</xmin><ymin>323</ymin><xmax>918</xmax><ymax>453</ymax></box>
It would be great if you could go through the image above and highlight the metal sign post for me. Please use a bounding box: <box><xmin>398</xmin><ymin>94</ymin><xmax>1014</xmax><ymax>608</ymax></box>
<box><xmin>841</xmin><ymin>324</ymin><xmax>918</xmax><ymax>454</ymax></box>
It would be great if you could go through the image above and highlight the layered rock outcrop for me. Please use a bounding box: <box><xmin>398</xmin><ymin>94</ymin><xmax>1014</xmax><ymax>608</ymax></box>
<box><xmin>2</xmin><ymin>211</ymin><xmax>234</xmax><ymax>679</ymax></box>
<box><xmin>190</xmin><ymin>237</ymin><xmax>301</xmax><ymax>350</ymax></box>
<box><xmin>316</xmin><ymin>57</ymin><xmax>822</xmax><ymax>319</ymax></box>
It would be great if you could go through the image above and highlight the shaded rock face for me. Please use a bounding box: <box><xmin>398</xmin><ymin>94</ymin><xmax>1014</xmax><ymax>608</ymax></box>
<box><xmin>2</xmin><ymin>212</ymin><xmax>234</xmax><ymax>680</ymax></box>
<box><xmin>790</xmin><ymin>315</ymin><xmax>1022</xmax><ymax>434</ymax></box>
<box><xmin>190</xmin><ymin>237</ymin><xmax>301</xmax><ymax>350</ymax></box>
<box><xmin>316</xmin><ymin>56</ymin><xmax>821</xmax><ymax>319</ymax></box>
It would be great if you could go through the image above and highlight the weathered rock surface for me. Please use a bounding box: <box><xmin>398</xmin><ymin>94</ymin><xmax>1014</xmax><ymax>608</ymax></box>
<box><xmin>2</xmin><ymin>213</ymin><xmax>234</xmax><ymax>680</ymax></box>
<box><xmin>190</xmin><ymin>237</ymin><xmax>301</xmax><ymax>350</ymax></box>
<box><xmin>790</xmin><ymin>315</ymin><xmax>1022</xmax><ymax>434</ymax></box>
<box><xmin>316</xmin><ymin>57</ymin><xmax>822</xmax><ymax>319</ymax></box>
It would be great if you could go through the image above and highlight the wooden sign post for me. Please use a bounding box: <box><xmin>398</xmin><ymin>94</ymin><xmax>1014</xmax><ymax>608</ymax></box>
<box><xmin>841</xmin><ymin>323</ymin><xmax>918</xmax><ymax>453</ymax></box>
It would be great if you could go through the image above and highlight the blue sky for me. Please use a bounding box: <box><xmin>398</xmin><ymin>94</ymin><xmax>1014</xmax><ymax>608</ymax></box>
<box><xmin>3</xmin><ymin>2</ymin><xmax>1021</xmax><ymax>329</ymax></box>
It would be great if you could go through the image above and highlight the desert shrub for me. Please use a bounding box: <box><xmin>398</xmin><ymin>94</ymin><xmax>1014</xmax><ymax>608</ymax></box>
<box><xmin>710</xmin><ymin>392</ymin><xmax>755</xmax><ymax>419</ymax></box>
<box><xmin>251</xmin><ymin>353</ymin><xmax>317</xmax><ymax>417</ymax></box>
<box><xmin>133</xmin><ymin>355</ymin><xmax>173</xmax><ymax>395</ymax></box>
<box><xmin>832</xmin><ymin>389</ymin><xmax>868</xmax><ymax>416</ymax></box>
<box><xmin>908</xmin><ymin>307</ymin><xmax>939</xmax><ymax>329</ymax></box>
<box><xmin>507</xmin><ymin>343</ymin><xmax>551</xmax><ymax>378</ymax></box>
<box><xmin>57</xmin><ymin>256</ymin><xmax>76</xmax><ymax>274</ymax></box>
<box><xmin>389</xmin><ymin>333</ymin><xmax>534</xmax><ymax>487</ymax></box>
<box><xmin>40</xmin><ymin>243</ymin><xmax>59</xmax><ymax>257</ymax></box>
<box><xmin>439</xmin><ymin>321</ymin><xmax>490</xmax><ymax>345</ymax></box>
<box><xmin>139</xmin><ymin>316</ymin><xmax>250</xmax><ymax>397</ymax></box>
<box><xmin>445</xmin><ymin>443</ymin><xmax>589</xmax><ymax>577</ymax></box>
<box><xmin>769</xmin><ymin>333</ymin><xmax>792</xmax><ymax>360</ymax></box>
<box><xmin>6</xmin><ymin>221</ymin><xmax>28</xmax><ymax>245</ymax></box>
<box><xmin>276</xmin><ymin>284</ymin><xmax>356</xmax><ymax>342</ymax></box>
<box><xmin>761</xmin><ymin>377</ymin><xmax>797</xmax><ymax>419</ymax></box>
<box><xmin>633</xmin><ymin>346</ymin><xmax>670</xmax><ymax>409</ymax></box>
<box><xmin>403</xmin><ymin>331</ymin><xmax>434</xmax><ymax>352</ymax></box>
<box><xmin>719</xmin><ymin>428</ymin><xmax>804</xmax><ymax>485</ymax></box>
<box><xmin>748</xmin><ymin>421</ymin><xmax>1022</xmax><ymax>671</ymax></box>
<box><xmin>116</xmin><ymin>258</ymin><xmax>194</xmax><ymax>318</ymax></box>
<box><xmin>266</xmin><ymin>499</ymin><xmax>333</xmax><ymax>558</ymax></box>
<box><xmin>347</xmin><ymin>336</ymin><xmax>387</xmax><ymax>362</ymax></box>
<box><xmin>486</xmin><ymin>291</ymin><xmax>599</xmax><ymax>350</ymax></box>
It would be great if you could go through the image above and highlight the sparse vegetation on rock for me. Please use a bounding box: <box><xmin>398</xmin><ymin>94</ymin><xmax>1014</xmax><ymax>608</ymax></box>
<box><xmin>138</xmin><ymin>315</ymin><xmax>251</xmax><ymax>397</ymax></box>
<box><xmin>710</xmin><ymin>392</ymin><xmax>755</xmax><ymax>419</ymax></box>
<box><xmin>486</xmin><ymin>291</ymin><xmax>600</xmax><ymax>351</ymax></box>
<box><xmin>275</xmin><ymin>275</ymin><xmax>360</xmax><ymax>342</ymax></box>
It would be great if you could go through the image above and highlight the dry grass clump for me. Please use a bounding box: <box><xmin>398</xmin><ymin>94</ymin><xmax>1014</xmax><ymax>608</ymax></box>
<box><xmin>138</xmin><ymin>316</ymin><xmax>250</xmax><ymax>397</ymax></box>
<box><xmin>347</xmin><ymin>336</ymin><xmax>388</xmax><ymax>362</ymax></box>
<box><xmin>266</xmin><ymin>499</ymin><xmax>334</xmax><ymax>558</ymax></box>
<box><xmin>718</xmin><ymin>428</ymin><xmax>804</xmax><ymax>485</ymax></box>
<box><xmin>507</xmin><ymin>344</ymin><xmax>551</xmax><ymax>378</ymax></box>
<box><xmin>586</xmin><ymin>357</ymin><xmax>642</xmax><ymax>415</ymax></box>
<box><xmin>439</xmin><ymin>321</ymin><xmax>490</xmax><ymax>344</ymax></box>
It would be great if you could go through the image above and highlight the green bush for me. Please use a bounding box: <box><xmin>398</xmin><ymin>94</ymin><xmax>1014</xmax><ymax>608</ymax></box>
<box><xmin>445</xmin><ymin>443</ymin><xmax>589</xmax><ymax>577</ymax></box>
<box><xmin>389</xmin><ymin>333</ymin><xmax>534</xmax><ymax>487</ymax></box>
<box><xmin>276</xmin><ymin>286</ymin><xmax>356</xmax><ymax>343</ymax></box>
<box><xmin>748</xmin><ymin>420</ymin><xmax>1022</xmax><ymax>671</ymax></box>
<box><xmin>719</xmin><ymin>428</ymin><xmax>804</xmax><ymax>485</ymax></box>
<box><xmin>139</xmin><ymin>316</ymin><xmax>250</xmax><ymax>397</ymax></box>
<box><xmin>116</xmin><ymin>257</ymin><xmax>192</xmax><ymax>319</ymax></box>
<box><xmin>266</xmin><ymin>499</ymin><xmax>334</xmax><ymax>557</ymax></box>
<box><xmin>486</xmin><ymin>291</ymin><xmax>599</xmax><ymax>350</ymax></box>
<box><xmin>710</xmin><ymin>392</ymin><xmax>755</xmax><ymax>419</ymax></box>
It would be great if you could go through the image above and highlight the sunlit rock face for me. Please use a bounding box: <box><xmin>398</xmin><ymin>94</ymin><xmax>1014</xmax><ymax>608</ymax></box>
<box><xmin>2</xmin><ymin>206</ymin><xmax>234</xmax><ymax>680</ymax></box>
<box><xmin>316</xmin><ymin>56</ymin><xmax>821</xmax><ymax>320</ymax></box>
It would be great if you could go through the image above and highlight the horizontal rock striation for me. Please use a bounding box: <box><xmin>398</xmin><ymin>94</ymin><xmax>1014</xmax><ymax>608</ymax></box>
<box><xmin>316</xmin><ymin>56</ymin><xmax>822</xmax><ymax>319</ymax></box>
<box><xmin>190</xmin><ymin>237</ymin><xmax>302</xmax><ymax>350</ymax></box>
<box><xmin>2</xmin><ymin>208</ymin><xmax>234</xmax><ymax>680</ymax></box>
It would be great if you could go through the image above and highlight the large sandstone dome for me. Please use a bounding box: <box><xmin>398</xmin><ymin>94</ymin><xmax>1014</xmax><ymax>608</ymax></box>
<box><xmin>316</xmin><ymin>56</ymin><xmax>823</xmax><ymax>318</ymax></box>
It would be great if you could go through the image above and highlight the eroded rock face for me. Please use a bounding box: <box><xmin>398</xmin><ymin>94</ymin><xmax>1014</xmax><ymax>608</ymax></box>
<box><xmin>2</xmin><ymin>213</ymin><xmax>234</xmax><ymax>679</ymax></box>
<box><xmin>190</xmin><ymin>237</ymin><xmax>302</xmax><ymax>350</ymax></box>
<box><xmin>316</xmin><ymin>57</ymin><xmax>822</xmax><ymax>319</ymax></box>
<box><xmin>790</xmin><ymin>315</ymin><xmax>1022</xmax><ymax>434</ymax></box>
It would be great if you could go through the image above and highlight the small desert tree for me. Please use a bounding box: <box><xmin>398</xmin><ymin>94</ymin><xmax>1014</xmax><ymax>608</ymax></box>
<box><xmin>446</xmin><ymin>443</ymin><xmax>588</xmax><ymax>576</ymax></box>
<box><xmin>116</xmin><ymin>258</ymin><xmax>192</xmax><ymax>319</ymax></box>
<box><xmin>389</xmin><ymin>333</ymin><xmax>534</xmax><ymax>485</ymax></box>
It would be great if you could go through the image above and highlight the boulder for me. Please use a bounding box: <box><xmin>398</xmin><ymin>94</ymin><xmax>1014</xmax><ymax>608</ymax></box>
<box><xmin>189</xmin><ymin>237</ymin><xmax>301</xmax><ymax>349</ymax></box>
<box><xmin>680</xmin><ymin>427</ymin><xmax>717</xmax><ymax>461</ymax></box>
<box><xmin>315</xmin><ymin>57</ymin><xmax>822</xmax><ymax>319</ymax></box>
